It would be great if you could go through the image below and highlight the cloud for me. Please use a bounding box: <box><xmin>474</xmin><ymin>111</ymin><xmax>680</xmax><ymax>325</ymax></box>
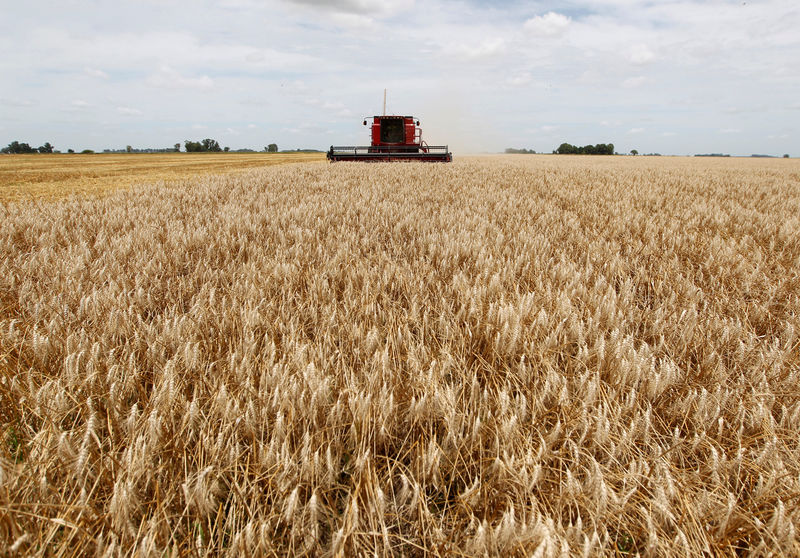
<box><xmin>247</xmin><ymin>123</ymin><xmax>257</xmax><ymax>129</ymax></box>
<box><xmin>524</xmin><ymin>12</ymin><xmax>570</xmax><ymax>37</ymax></box>
<box><xmin>146</xmin><ymin>66</ymin><xmax>214</xmax><ymax>90</ymax></box>
<box><xmin>444</xmin><ymin>38</ymin><xmax>506</xmax><ymax>60</ymax></box>
<box><xmin>117</xmin><ymin>107</ymin><xmax>143</xmax><ymax>116</ymax></box>
<box><xmin>283</xmin><ymin>0</ymin><xmax>412</xmax><ymax>15</ymax></box>
<box><xmin>329</xmin><ymin>12</ymin><xmax>375</xmax><ymax>29</ymax></box>
<box><xmin>627</xmin><ymin>127</ymin><xmax>644</xmax><ymax>134</ymax></box>
<box><xmin>622</xmin><ymin>76</ymin><xmax>646</xmax><ymax>88</ymax></box>
<box><xmin>628</xmin><ymin>44</ymin><xmax>655</xmax><ymax>64</ymax></box>
<box><xmin>506</xmin><ymin>72</ymin><xmax>532</xmax><ymax>86</ymax></box>
<box><xmin>1</xmin><ymin>98</ymin><xmax>35</xmax><ymax>107</ymax></box>
<box><xmin>84</xmin><ymin>67</ymin><xmax>109</xmax><ymax>79</ymax></box>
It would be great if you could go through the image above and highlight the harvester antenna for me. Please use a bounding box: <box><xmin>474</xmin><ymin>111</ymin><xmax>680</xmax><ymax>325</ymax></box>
<box><xmin>383</xmin><ymin>89</ymin><xmax>386</xmax><ymax>116</ymax></box>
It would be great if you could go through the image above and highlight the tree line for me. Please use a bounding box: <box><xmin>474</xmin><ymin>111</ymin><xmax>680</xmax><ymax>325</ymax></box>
<box><xmin>2</xmin><ymin>141</ymin><xmax>54</xmax><ymax>154</ymax></box>
<box><xmin>2</xmin><ymin>139</ymin><xmax>281</xmax><ymax>154</ymax></box>
<box><xmin>554</xmin><ymin>142</ymin><xmax>615</xmax><ymax>155</ymax></box>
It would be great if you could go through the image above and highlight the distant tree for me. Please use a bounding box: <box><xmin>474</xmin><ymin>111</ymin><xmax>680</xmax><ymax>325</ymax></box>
<box><xmin>267</xmin><ymin>143</ymin><xmax>278</xmax><ymax>153</ymax></box>
<box><xmin>174</xmin><ymin>143</ymin><xmax>181</xmax><ymax>152</ymax></box>
<box><xmin>785</xmin><ymin>154</ymin><xmax>790</xmax><ymax>158</ymax></box>
<box><xmin>2</xmin><ymin>141</ymin><xmax>36</xmax><ymax>154</ymax></box>
<box><xmin>630</xmin><ymin>149</ymin><xmax>638</xmax><ymax>156</ymax></box>
<box><xmin>37</xmin><ymin>142</ymin><xmax>54</xmax><ymax>154</ymax></box>
<box><xmin>67</xmin><ymin>148</ymin><xmax>75</xmax><ymax>154</ymax></box>
<box><xmin>126</xmin><ymin>145</ymin><xmax>132</xmax><ymax>153</ymax></box>
<box><xmin>81</xmin><ymin>149</ymin><xmax>95</xmax><ymax>154</ymax></box>
<box><xmin>201</xmin><ymin>138</ymin><xmax>222</xmax><ymax>152</ymax></box>
<box><xmin>224</xmin><ymin>146</ymin><xmax>230</xmax><ymax>152</ymax></box>
<box><xmin>555</xmin><ymin>142</ymin><xmax>614</xmax><ymax>155</ymax></box>
<box><xmin>184</xmin><ymin>139</ymin><xmax>222</xmax><ymax>152</ymax></box>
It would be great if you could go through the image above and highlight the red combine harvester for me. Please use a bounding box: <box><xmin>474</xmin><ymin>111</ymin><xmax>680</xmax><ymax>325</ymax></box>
<box><xmin>327</xmin><ymin>115</ymin><xmax>453</xmax><ymax>162</ymax></box>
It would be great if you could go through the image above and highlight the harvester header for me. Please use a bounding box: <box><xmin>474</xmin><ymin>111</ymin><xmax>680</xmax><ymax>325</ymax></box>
<box><xmin>327</xmin><ymin>114</ymin><xmax>452</xmax><ymax>163</ymax></box>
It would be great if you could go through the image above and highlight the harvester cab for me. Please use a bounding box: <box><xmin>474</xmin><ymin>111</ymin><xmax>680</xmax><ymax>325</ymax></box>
<box><xmin>327</xmin><ymin>115</ymin><xmax>452</xmax><ymax>162</ymax></box>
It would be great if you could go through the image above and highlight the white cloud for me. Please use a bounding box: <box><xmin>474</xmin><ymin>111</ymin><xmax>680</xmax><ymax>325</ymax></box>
<box><xmin>628</xmin><ymin>44</ymin><xmax>655</xmax><ymax>64</ymax></box>
<box><xmin>1</xmin><ymin>98</ymin><xmax>35</xmax><ymax>107</ymax></box>
<box><xmin>283</xmin><ymin>0</ymin><xmax>413</xmax><ymax>16</ymax></box>
<box><xmin>628</xmin><ymin>127</ymin><xmax>644</xmax><ymax>134</ymax></box>
<box><xmin>622</xmin><ymin>76</ymin><xmax>646</xmax><ymax>88</ymax></box>
<box><xmin>84</xmin><ymin>67</ymin><xmax>109</xmax><ymax>79</ymax></box>
<box><xmin>330</xmin><ymin>12</ymin><xmax>374</xmax><ymax>29</ymax></box>
<box><xmin>507</xmin><ymin>73</ymin><xmax>532</xmax><ymax>86</ymax></box>
<box><xmin>247</xmin><ymin>123</ymin><xmax>257</xmax><ymax>129</ymax></box>
<box><xmin>444</xmin><ymin>38</ymin><xmax>506</xmax><ymax>60</ymax></box>
<box><xmin>524</xmin><ymin>12</ymin><xmax>570</xmax><ymax>37</ymax></box>
<box><xmin>117</xmin><ymin>107</ymin><xmax>143</xmax><ymax>116</ymax></box>
<box><xmin>146</xmin><ymin>66</ymin><xmax>214</xmax><ymax>90</ymax></box>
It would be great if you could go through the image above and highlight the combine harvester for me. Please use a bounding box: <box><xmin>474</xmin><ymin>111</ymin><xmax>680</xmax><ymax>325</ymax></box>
<box><xmin>327</xmin><ymin>92</ymin><xmax>452</xmax><ymax>163</ymax></box>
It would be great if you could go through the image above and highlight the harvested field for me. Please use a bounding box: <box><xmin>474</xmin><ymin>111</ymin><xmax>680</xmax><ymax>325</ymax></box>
<box><xmin>0</xmin><ymin>152</ymin><xmax>325</xmax><ymax>203</ymax></box>
<box><xmin>1</xmin><ymin>155</ymin><xmax>799</xmax><ymax>555</ymax></box>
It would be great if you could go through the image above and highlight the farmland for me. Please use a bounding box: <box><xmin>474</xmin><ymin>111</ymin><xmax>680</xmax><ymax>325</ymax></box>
<box><xmin>1</xmin><ymin>155</ymin><xmax>799</xmax><ymax>555</ymax></box>
<box><xmin>0</xmin><ymin>152</ymin><xmax>325</xmax><ymax>203</ymax></box>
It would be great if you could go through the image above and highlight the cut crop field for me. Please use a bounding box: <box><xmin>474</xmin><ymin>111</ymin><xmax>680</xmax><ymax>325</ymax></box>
<box><xmin>1</xmin><ymin>155</ymin><xmax>799</xmax><ymax>556</ymax></box>
<box><xmin>0</xmin><ymin>152</ymin><xmax>325</xmax><ymax>203</ymax></box>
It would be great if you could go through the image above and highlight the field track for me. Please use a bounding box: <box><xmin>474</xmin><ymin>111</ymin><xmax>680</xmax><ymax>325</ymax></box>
<box><xmin>0</xmin><ymin>152</ymin><xmax>325</xmax><ymax>203</ymax></box>
<box><xmin>1</xmin><ymin>155</ymin><xmax>799</xmax><ymax>555</ymax></box>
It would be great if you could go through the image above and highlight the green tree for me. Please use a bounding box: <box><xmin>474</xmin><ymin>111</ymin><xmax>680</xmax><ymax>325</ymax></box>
<box><xmin>267</xmin><ymin>143</ymin><xmax>278</xmax><ymax>153</ymax></box>
<box><xmin>185</xmin><ymin>139</ymin><xmax>222</xmax><ymax>152</ymax></box>
<box><xmin>224</xmin><ymin>146</ymin><xmax>230</xmax><ymax>152</ymax></box>
<box><xmin>2</xmin><ymin>141</ymin><xmax>36</xmax><ymax>154</ymax></box>
<box><xmin>201</xmin><ymin>138</ymin><xmax>222</xmax><ymax>152</ymax></box>
<box><xmin>630</xmin><ymin>149</ymin><xmax>638</xmax><ymax>156</ymax></box>
<box><xmin>174</xmin><ymin>143</ymin><xmax>181</xmax><ymax>152</ymax></box>
<box><xmin>126</xmin><ymin>145</ymin><xmax>132</xmax><ymax>153</ymax></box>
<box><xmin>784</xmin><ymin>154</ymin><xmax>790</xmax><ymax>158</ymax></box>
<box><xmin>37</xmin><ymin>142</ymin><xmax>54</xmax><ymax>154</ymax></box>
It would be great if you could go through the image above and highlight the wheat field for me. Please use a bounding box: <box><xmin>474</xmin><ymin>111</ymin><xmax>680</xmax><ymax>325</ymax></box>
<box><xmin>1</xmin><ymin>155</ymin><xmax>799</xmax><ymax>556</ymax></box>
<box><xmin>0</xmin><ymin>152</ymin><xmax>325</xmax><ymax>203</ymax></box>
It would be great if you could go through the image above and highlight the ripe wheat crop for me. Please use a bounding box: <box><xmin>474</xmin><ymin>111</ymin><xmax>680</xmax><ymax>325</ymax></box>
<box><xmin>1</xmin><ymin>155</ymin><xmax>799</xmax><ymax>556</ymax></box>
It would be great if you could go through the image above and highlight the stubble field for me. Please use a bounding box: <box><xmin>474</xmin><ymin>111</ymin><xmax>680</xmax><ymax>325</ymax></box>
<box><xmin>0</xmin><ymin>152</ymin><xmax>325</xmax><ymax>203</ymax></box>
<box><xmin>1</xmin><ymin>155</ymin><xmax>799</xmax><ymax>556</ymax></box>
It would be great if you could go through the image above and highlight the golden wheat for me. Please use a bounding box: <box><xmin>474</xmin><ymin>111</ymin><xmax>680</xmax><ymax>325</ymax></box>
<box><xmin>1</xmin><ymin>155</ymin><xmax>799</xmax><ymax>556</ymax></box>
<box><xmin>0</xmin><ymin>152</ymin><xmax>325</xmax><ymax>202</ymax></box>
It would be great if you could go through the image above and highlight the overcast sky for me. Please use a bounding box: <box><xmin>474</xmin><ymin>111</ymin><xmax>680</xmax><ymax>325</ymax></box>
<box><xmin>1</xmin><ymin>0</ymin><xmax>798</xmax><ymax>155</ymax></box>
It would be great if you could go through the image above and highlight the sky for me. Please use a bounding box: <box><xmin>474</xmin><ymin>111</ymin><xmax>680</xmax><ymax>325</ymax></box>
<box><xmin>1</xmin><ymin>0</ymin><xmax>798</xmax><ymax>156</ymax></box>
